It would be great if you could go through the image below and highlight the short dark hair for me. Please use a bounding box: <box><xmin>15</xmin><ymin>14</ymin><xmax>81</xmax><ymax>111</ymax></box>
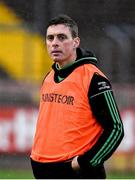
<box><xmin>46</xmin><ymin>14</ymin><xmax>79</xmax><ymax>38</ymax></box>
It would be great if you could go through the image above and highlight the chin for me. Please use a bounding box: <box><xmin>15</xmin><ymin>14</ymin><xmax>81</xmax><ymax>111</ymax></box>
<box><xmin>53</xmin><ymin>58</ymin><xmax>62</xmax><ymax>63</ymax></box>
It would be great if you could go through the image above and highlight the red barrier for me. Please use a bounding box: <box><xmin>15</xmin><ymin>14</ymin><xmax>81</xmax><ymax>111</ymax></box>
<box><xmin>0</xmin><ymin>107</ymin><xmax>38</xmax><ymax>153</ymax></box>
<box><xmin>0</xmin><ymin>107</ymin><xmax>135</xmax><ymax>153</ymax></box>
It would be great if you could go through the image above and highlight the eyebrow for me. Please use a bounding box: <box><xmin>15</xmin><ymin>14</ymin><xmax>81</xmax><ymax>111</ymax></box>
<box><xmin>46</xmin><ymin>33</ymin><xmax>67</xmax><ymax>37</ymax></box>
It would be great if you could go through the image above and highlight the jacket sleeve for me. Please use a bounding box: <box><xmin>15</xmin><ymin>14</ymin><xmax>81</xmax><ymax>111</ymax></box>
<box><xmin>77</xmin><ymin>72</ymin><xmax>124</xmax><ymax>169</ymax></box>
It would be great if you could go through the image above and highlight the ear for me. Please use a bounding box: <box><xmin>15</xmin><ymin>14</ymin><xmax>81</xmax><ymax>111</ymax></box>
<box><xmin>73</xmin><ymin>37</ymin><xmax>80</xmax><ymax>49</ymax></box>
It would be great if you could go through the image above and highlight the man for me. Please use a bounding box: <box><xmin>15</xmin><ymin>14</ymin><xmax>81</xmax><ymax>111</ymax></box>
<box><xmin>30</xmin><ymin>14</ymin><xmax>124</xmax><ymax>179</ymax></box>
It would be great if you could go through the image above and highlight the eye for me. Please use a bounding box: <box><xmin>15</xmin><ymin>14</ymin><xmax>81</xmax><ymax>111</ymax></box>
<box><xmin>46</xmin><ymin>35</ymin><xmax>54</xmax><ymax>41</ymax></box>
<box><xmin>57</xmin><ymin>34</ymin><xmax>67</xmax><ymax>41</ymax></box>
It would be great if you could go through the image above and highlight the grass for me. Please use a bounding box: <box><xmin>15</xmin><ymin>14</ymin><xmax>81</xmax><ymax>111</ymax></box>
<box><xmin>0</xmin><ymin>169</ymin><xmax>34</xmax><ymax>179</ymax></box>
<box><xmin>0</xmin><ymin>169</ymin><xmax>135</xmax><ymax>179</ymax></box>
<box><xmin>107</xmin><ymin>170</ymin><xmax>135</xmax><ymax>179</ymax></box>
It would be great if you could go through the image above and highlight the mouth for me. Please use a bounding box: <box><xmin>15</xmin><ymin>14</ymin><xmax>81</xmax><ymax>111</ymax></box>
<box><xmin>51</xmin><ymin>50</ymin><xmax>62</xmax><ymax>55</ymax></box>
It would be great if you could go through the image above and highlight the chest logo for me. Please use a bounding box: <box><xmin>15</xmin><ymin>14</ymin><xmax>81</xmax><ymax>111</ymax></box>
<box><xmin>42</xmin><ymin>93</ymin><xmax>74</xmax><ymax>105</ymax></box>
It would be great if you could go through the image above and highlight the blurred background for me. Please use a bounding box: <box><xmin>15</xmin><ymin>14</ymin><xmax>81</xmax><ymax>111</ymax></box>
<box><xmin>0</xmin><ymin>0</ymin><xmax>135</xmax><ymax>178</ymax></box>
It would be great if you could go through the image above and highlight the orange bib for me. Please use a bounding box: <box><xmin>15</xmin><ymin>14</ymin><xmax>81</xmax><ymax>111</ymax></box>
<box><xmin>31</xmin><ymin>64</ymin><xmax>104</xmax><ymax>162</ymax></box>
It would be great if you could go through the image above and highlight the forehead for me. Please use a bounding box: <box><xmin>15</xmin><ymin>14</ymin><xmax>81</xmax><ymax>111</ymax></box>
<box><xmin>46</xmin><ymin>24</ymin><xmax>71</xmax><ymax>36</ymax></box>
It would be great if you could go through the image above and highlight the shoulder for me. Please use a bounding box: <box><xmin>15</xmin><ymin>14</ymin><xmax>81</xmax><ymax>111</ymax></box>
<box><xmin>89</xmin><ymin>72</ymin><xmax>112</xmax><ymax>98</ymax></box>
<box><xmin>81</xmin><ymin>64</ymin><xmax>112</xmax><ymax>96</ymax></box>
<box><xmin>42</xmin><ymin>70</ymin><xmax>54</xmax><ymax>84</ymax></box>
<box><xmin>82</xmin><ymin>64</ymin><xmax>107</xmax><ymax>79</ymax></box>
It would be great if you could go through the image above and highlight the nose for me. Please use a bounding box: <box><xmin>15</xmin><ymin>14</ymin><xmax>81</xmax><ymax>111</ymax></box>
<box><xmin>52</xmin><ymin>37</ymin><xmax>59</xmax><ymax>47</ymax></box>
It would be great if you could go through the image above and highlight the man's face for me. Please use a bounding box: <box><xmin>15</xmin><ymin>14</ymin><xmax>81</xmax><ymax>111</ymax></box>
<box><xmin>46</xmin><ymin>24</ymin><xmax>80</xmax><ymax>65</ymax></box>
